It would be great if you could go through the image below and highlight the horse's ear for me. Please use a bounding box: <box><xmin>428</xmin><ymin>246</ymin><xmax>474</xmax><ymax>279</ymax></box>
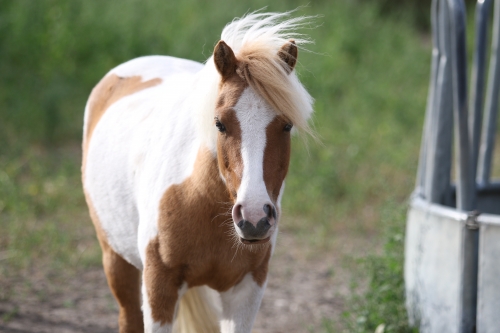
<box><xmin>214</xmin><ymin>40</ymin><xmax>237</xmax><ymax>80</ymax></box>
<box><xmin>278</xmin><ymin>40</ymin><xmax>298</xmax><ymax>74</ymax></box>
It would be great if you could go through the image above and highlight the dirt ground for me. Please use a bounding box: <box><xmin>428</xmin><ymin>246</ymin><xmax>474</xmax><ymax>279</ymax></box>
<box><xmin>0</xmin><ymin>231</ymin><xmax>376</xmax><ymax>333</ymax></box>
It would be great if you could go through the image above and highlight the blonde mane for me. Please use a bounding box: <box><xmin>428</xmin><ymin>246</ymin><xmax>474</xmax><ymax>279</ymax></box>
<box><xmin>195</xmin><ymin>11</ymin><xmax>315</xmax><ymax>147</ymax></box>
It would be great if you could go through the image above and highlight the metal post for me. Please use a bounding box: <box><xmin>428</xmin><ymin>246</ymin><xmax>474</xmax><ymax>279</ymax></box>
<box><xmin>478</xmin><ymin>0</ymin><xmax>500</xmax><ymax>185</ymax></box>
<box><xmin>422</xmin><ymin>0</ymin><xmax>454</xmax><ymax>205</ymax></box>
<box><xmin>416</xmin><ymin>0</ymin><xmax>441</xmax><ymax>197</ymax></box>
<box><xmin>469</xmin><ymin>0</ymin><xmax>493</xmax><ymax>180</ymax></box>
<box><xmin>447</xmin><ymin>0</ymin><xmax>475</xmax><ymax>211</ymax></box>
<box><xmin>447</xmin><ymin>1</ymin><xmax>478</xmax><ymax>331</ymax></box>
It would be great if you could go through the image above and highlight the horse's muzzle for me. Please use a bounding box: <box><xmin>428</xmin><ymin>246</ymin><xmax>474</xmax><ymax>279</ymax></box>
<box><xmin>237</xmin><ymin>217</ymin><xmax>271</xmax><ymax>240</ymax></box>
<box><xmin>233</xmin><ymin>203</ymin><xmax>277</xmax><ymax>244</ymax></box>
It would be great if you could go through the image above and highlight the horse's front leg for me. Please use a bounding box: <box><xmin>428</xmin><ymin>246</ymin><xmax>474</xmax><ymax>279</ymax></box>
<box><xmin>220</xmin><ymin>273</ymin><xmax>267</xmax><ymax>333</ymax></box>
<box><xmin>142</xmin><ymin>239</ymin><xmax>185</xmax><ymax>333</ymax></box>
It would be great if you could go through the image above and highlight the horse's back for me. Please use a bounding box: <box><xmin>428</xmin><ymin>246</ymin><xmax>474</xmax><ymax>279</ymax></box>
<box><xmin>109</xmin><ymin>55</ymin><xmax>203</xmax><ymax>82</ymax></box>
<box><xmin>83</xmin><ymin>55</ymin><xmax>203</xmax><ymax>151</ymax></box>
<box><xmin>83</xmin><ymin>56</ymin><xmax>203</xmax><ymax>268</ymax></box>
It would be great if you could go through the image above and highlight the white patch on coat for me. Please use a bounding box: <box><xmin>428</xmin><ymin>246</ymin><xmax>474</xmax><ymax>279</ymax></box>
<box><xmin>232</xmin><ymin>87</ymin><xmax>276</xmax><ymax>229</ymax></box>
<box><xmin>219</xmin><ymin>273</ymin><xmax>266</xmax><ymax>333</ymax></box>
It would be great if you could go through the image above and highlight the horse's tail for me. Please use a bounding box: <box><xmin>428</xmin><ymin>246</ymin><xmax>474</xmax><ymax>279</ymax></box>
<box><xmin>173</xmin><ymin>286</ymin><xmax>222</xmax><ymax>333</ymax></box>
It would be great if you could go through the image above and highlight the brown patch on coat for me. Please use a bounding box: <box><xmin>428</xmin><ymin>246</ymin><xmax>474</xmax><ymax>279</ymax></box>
<box><xmin>145</xmin><ymin>147</ymin><xmax>272</xmax><ymax>324</ymax></box>
<box><xmin>145</xmin><ymin>238</ymin><xmax>183</xmax><ymax>325</ymax></box>
<box><xmin>263</xmin><ymin>116</ymin><xmax>292</xmax><ymax>203</ymax></box>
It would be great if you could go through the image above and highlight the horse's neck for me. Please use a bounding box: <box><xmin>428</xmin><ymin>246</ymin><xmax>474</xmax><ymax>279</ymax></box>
<box><xmin>173</xmin><ymin>146</ymin><xmax>231</xmax><ymax>225</ymax></box>
<box><xmin>139</xmin><ymin>63</ymin><xmax>221</xmax><ymax>206</ymax></box>
<box><xmin>190</xmin><ymin>147</ymin><xmax>227</xmax><ymax>199</ymax></box>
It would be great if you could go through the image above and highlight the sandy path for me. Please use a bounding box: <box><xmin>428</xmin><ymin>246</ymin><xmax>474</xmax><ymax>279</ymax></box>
<box><xmin>0</xmin><ymin>232</ymin><xmax>374</xmax><ymax>333</ymax></box>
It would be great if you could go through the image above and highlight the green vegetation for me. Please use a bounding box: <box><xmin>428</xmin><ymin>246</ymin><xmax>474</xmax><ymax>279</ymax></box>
<box><xmin>343</xmin><ymin>203</ymin><xmax>419</xmax><ymax>333</ymax></box>
<box><xmin>0</xmin><ymin>0</ymin><xmax>432</xmax><ymax>331</ymax></box>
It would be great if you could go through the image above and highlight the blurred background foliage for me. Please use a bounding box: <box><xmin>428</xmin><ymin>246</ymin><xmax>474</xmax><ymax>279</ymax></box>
<box><xmin>0</xmin><ymin>0</ymin><xmax>432</xmax><ymax>147</ymax></box>
<box><xmin>0</xmin><ymin>0</ymin><xmax>444</xmax><ymax>331</ymax></box>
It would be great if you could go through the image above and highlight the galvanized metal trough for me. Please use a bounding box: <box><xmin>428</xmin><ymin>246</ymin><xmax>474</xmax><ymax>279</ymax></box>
<box><xmin>405</xmin><ymin>0</ymin><xmax>500</xmax><ymax>332</ymax></box>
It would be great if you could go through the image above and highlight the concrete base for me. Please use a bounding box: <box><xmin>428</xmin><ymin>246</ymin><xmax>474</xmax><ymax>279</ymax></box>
<box><xmin>405</xmin><ymin>197</ymin><xmax>470</xmax><ymax>333</ymax></box>
<box><xmin>477</xmin><ymin>214</ymin><xmax>500</xmax><ymax>333</ymax></box>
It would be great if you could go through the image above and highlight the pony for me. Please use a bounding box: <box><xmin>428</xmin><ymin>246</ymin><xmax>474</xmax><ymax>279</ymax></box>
<box><xmin>81</xmin><ymin>11</ymin><xmax>314</xmax><ymax>333</ymax></box>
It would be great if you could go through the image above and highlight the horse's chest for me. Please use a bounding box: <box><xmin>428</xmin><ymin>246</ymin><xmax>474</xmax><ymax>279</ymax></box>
<box><xmin>157</xmin><ymin>218</ymin><xmax>271</xmax><ymax>292</ymax></box>
<box><xmin>153</xmin><ymin>148</ymin><xmax>272</xmax><ymax>291</ymax></box>
<box><xmin>184</xmin><ymin>247</ymin><xmax>269</xmax><ymax>292</ymax></box>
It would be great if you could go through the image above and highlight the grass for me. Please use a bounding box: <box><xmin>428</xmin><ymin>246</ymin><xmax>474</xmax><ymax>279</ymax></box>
<box><xmin>0</xmin><ymin>0</ymin><xmax>432</xmax><ymax>331</ymax></box>
<box><xmin>341</xmin><ymin>203</ymin><xmax>419</xmax><ymax>333</ymax></box>
<box><xmin>0</xmin><ymin>145</ymin><xmax>101</xmax><ymax>274</ymax></box>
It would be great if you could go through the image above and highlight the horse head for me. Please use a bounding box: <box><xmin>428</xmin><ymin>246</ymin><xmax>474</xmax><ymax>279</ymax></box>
<box><xmin>212</xmin><ymin>40</ymin><xmax>299</xmax><ymax>245</ymax></box>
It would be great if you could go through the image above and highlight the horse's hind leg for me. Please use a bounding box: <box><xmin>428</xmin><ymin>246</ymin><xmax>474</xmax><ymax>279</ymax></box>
<box><xmin>101</xmin><ymin>241</ymin><xmax>144</xmax><ymax>333</ymax></box>
<box><xmin>84</xmin><ymin>193</ymin><xmax>143</xmax><ymax>331</ymax></box>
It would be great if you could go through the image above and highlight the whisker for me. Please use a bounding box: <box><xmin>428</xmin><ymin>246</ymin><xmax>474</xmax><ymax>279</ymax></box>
<box><xmin>219</xmin><ymin>218</ymin><xmax>234</xmax><ymax>228</ymax></box>
<box><xmin>212</xmin><ymin>212</ymin><xmax>232</xmax><ymax>224</ymax></box>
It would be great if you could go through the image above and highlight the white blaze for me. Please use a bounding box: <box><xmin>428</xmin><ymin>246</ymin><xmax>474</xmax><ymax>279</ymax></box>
<box><xmin>233</xmin><ymin>87</ymin><xmax>275</xmax><ymax>224</ymax></box>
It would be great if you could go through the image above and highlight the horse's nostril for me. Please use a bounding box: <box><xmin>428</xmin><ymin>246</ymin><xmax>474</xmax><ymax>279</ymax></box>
<box><xmin>263</xmin><ymin>204</ymin><xmax>276</xmax><ymax>219</ymax></box>
<box><xmin>257</xmin><ymin>217</ymin><xmax>271</xmax><ymax>232</ymax></box>
<box><xmin>237</xmin><ymin>220</ymin><xmax>245</xmax><ymax>228</ymax></box>
<box><xmin>263</xmin><ymin>204</ymin><xmax>272</xmax><ymax>218</ymax></box>
<box><xmin>233</xmin><ymin>204</ymin><xmax>243</xmax><ymax>221</ymax></box>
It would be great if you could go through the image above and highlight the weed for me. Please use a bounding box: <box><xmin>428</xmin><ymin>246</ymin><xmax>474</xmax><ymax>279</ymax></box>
<box><xmin>344</xmin><ymin>202</ymin><xmax>417</xmax><ymax>333</ymax></box>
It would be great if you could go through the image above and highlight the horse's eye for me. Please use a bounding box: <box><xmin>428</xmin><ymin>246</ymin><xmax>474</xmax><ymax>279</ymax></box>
<box><xmin>215</xmin><ymin>119</ymin><xmax>226</xmax><ymax>132</ymax></box>
<box><xmin>283</xmin><ymin>123</ymin><xmax>293</xmax><ymax>132</ymax></box>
